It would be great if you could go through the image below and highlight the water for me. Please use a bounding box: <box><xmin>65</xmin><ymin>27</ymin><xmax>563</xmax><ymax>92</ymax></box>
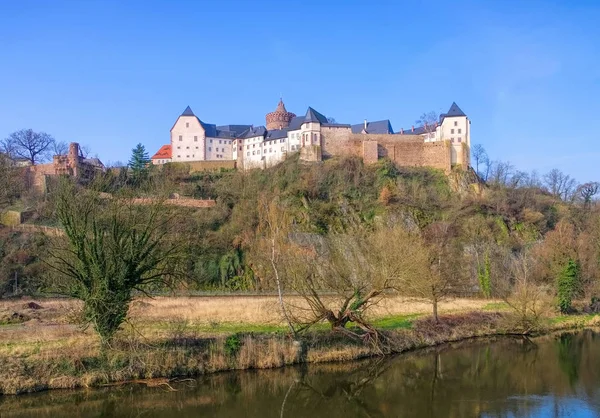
<box><xmin>2</xmin><ymin>330</ymin><xmax>600</xmax><ymax>417</ymax></box>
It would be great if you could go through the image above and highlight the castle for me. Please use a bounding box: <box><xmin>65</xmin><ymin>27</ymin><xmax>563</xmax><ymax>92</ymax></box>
<box><xmin>151</xmin><ymin>100</ymin><xmax>471</xmax><ymax>172</ymax></box>
<box><xmin>26</xmin><ymin>142</ymin><xmax>105</xmax><ymax>191</ymax></box>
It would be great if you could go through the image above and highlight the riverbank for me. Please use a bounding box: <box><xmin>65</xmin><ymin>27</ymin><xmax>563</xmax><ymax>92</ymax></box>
<box><xmin>1</xmin><ymin>296</ymin><xmax>599</xmax><ymax>395</ymax></box>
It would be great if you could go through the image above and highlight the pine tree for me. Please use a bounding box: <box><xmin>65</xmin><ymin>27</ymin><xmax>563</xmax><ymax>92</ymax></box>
<box><xmin>128</xmin><ymin>143</ymin><xmax>150</xmax><ymax>184</ymax></box>
<box><xmin>557</xmin><ymin>258</ymin><xmax>580</xmax><ymax>314</ymax></box>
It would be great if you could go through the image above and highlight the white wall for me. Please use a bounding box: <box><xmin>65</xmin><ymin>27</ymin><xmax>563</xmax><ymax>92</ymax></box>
<box><xmin>171</xmin><ymin>116</ymin><xmax>205</xmax><ymax>162</ymax></box>
<box><xmin>205</xmin><ymin>137</ymin><xmax>233</xmax><ymax>161</ymax></box>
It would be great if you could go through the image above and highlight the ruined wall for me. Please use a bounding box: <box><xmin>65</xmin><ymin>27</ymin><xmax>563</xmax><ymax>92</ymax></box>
<box><xmin>362</xmin><ymin>141</ymin><xmax>378</xmax><ymax>165</ymax></box>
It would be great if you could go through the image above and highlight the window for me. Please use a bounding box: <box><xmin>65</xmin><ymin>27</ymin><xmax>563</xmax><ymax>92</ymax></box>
<box><xmin>454</xmin><ymin>121</ymin><xmax>457</xmax><ymax>126</ymax></box>
<box><xmin>177</xmin><ymin>146</ymin><xmax>181</xmax><ymax>149</ymax></box>
<box><xmin>458</xmin><ymin>137</ymin><xmax>462</xmax><ymax>142</ymax></box>
<box><xmin>252</xmin><ymin>151</ymin><xmax>255</xmax><ymax>155</ymax></box>
<box><xmin>177</xmin><ymin>155</ymin><xmax>180</xmax><ymax>158</ymax></box>
<box><xmin>186</xmin><ymin>155</ymin><xmax>189</xmax><ymax>158</ymax></box>
<box><xmin>228</xmin><ymin>141</ymin><xmax>231</xmax><ymax>144</ymax></box>
<box><xmin>253</xmin><ymin>144</ymin><xmax>255</xmax><ymax>148</ymax></box>
<box><xmin>186</xmin><ymin>122</ymin><xmax>189</xmax><ymax>128</ymax></box>
<box><xmin>458</xmin><ymin>129</ymin><xmax>462</xmax><ymax>134</ymax></box>
<box><xmin>192</xmin><ymin>154</ymin><xmax>195</xmax><ymax>158</ymax></box>
<box><xmin>221</xmin><ymin>148</ymin><xmax>225</xmax><ymax>152</ymax></box>
<box><xmin>208</xmin><ymin>147</ymin><xmax>211</xmax><ymax>151</ymax></box>
<box><xmin>239</xmin><ymin>146</ymin><xmax>242</xmax><ymax>151</ymax></box>
<box><xmin>247</xmin><ymin>152</ymin><xmax>250</xmax><ymax>156</ymax></box>
<box><xmin>269</xmin><ymin>148</ymin><xmax>272</xmax><ymax>153</ymax></box>
<box><xmin>281</xmin><ymin>147</ymin><xmax>285</xmax><ymax>152</ymax></box>
<box><xmin>210</xmin><ymin>139</ymin><xmax>213</xmax><ymax>143</ymax></box>
<box><xmin>247</xmin><ymin>145</ymin><xmax>249</xmax><ymax>149</ymax></box>
<box><xmin>194</xmin><ymin>136</ymin><xmax>198</xmax><ymax>142</ymax></box>
<box><xmin>178</xmin><ymin>135</ymin><xmax>182</xmax><ymax>141</ymax></box>
<box><xmin>195</xmin><ymin>146</ymin><xmax>199</xmax><ymax>149</ymax></box>
<box><xmin>186</xmin><ymin>146</ymin><xmax>189</xmax><ymax>149</ymax></box>
<box><xmin>451</xmin><ymin>138</ymin><xmax>454</xmax><ymax>142</ymax></box>
<box><xmin>219</xmin><ymin>140</ymin><xmax>222</xmax><ymax>144</ymax></box>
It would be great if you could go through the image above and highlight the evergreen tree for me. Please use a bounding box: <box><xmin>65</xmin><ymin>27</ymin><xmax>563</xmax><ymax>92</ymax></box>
<box><xmin>557</xmin><ymin>258</ymin><xmax>580</xmax><ymax>314</ymax></box>
<box><xmin>128</xmin><ymin>143</ymin><xmax>150</xmax><ymax>184</ymax></box>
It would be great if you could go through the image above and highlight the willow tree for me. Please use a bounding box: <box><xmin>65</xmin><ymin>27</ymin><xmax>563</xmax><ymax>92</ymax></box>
<box><xmin>47</xmin><ymin>180</ymin><xmax>183</xmax><ymax>345</ymax></box>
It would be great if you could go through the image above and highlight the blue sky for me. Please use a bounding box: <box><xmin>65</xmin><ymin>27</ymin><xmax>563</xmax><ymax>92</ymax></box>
<box><xmin>1</xmin><ymin>0</ymin><xmax>599</xmax><ymax>181</ymax></box>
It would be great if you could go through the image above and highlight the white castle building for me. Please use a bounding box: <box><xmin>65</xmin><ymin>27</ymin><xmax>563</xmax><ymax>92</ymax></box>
<box><xmin>151</xmin><ymin>100</ymin><xmax>471</xmax><ymax>170</ymax></box>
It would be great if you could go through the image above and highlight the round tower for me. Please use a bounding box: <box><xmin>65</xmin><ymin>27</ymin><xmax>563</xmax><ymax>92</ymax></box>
<box><xmin>265</xmin><ymin>99</ymin><xmax>296</xmax><ymax>130</ymax></box>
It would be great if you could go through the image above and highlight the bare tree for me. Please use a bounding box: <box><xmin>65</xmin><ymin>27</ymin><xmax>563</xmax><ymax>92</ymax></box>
<box><xmin>576</xmin><ymin>182</ymin><xmax>599</xmax><ymax>209</ymax></box>
<box><xmin>398</xmin><ymin>222</ymin><xmax>467</xmax><ymax>322</ymax></box>
<box><xmin>0</xmin><ymin>154</ymin><xmax>23</xmax><ymax>206</ymax></box>
<box><xmin>471</xmin><ymin>144</ymin><xmax>489</xmax><ymax>178</ymax></box>
<box><xmin>2</xmin><ymin>129</ymin><xmax>55</xmax><ymax>165</ymax></box>
<box><xmin>487</xmin><ymin>160</ymin><xmax>515</xmax><ymax>187</ymax></box>
<box><xmin>543</xmin><ymin>169</ymin><xmax>578</xmax><ymax>201</ymax></box>
<box><xmin>52</xmin><ymin>141</ymin><xmax>69</xmax><ymax>156</ymax></box>
<box><xmin>80</xmin><ymin>144</ymin><xmax>92</xmax><ymax>158</ymax></box>
<box><xmin>416</xmin><ymin>111</ymin><xmax>440</xmax><ymax>139</ymax></box>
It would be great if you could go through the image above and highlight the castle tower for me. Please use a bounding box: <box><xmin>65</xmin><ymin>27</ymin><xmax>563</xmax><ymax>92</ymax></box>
<box><xmin>68</xmin><ymin>142</ymin><xmax>80</xmax><ymax>176</ymax></box>
<box><xmin>265</xmin><ymin>99</ymin><xmax>296</xmax><ymax>130</ymax></box>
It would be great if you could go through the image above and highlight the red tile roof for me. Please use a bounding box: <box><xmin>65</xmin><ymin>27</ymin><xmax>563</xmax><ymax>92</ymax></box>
<box><xmin>151</xmin><ymin>144</ymin><xmax>172</xmax><ymax>160</ymax></box>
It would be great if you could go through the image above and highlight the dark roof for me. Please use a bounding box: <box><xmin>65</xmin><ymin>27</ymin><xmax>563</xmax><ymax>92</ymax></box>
<box><xmin>200</xmin><ymin>122</ymin><xmax>217</xmax><ymax>137</ymax></box>
<box><xmin>181</xmin><ymin>106</ymin><xmax>195</xmax><ymax>116</ymax></box>
<box><xmin>351</xmin><ymin>120</ymin><xmax>394</xmax><ymax>134</ymax></box>
<box><xmin>304</xmin><ymin>107</ymin><xmax>328</xmax><ymax>124</ymax></box>
<box><xmin>395</xmin><ymin>125</ymin><xmax>430</xmax><ymax>135</ymax></box>
<box><xmin>240</xmin><ymin>126</ymin><xmax>267</xmax><ymax>139</ymax></box>
<box><xmin>265</xmin><ymin>129</ymin><xmax>289</xmax><ymax>140</ymax></box>
<box><xmin>440</xmin><ymin>102</ymin><xmax>466</xmax><ymax>122</ymax></box>
<box><xmin>217</xmin><ymin>125</ymin><xmax>252</xmax><ymax>137</ymax></box>
<box><xmin>288</xmin><ymin>116</ymin><xmax>305</xmax><ymax>130</ymax></box>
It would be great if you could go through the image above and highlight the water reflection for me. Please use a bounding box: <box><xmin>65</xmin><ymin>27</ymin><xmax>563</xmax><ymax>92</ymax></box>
<box><xmin>2</xmin><ymin>330</ymin><xmax>600</xmax><ymax>417</ymax></box>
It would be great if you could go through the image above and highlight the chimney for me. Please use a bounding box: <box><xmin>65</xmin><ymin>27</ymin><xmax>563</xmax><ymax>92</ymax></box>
<box><xmin>411</xmin><ymin>125</ymin><xmax>414</xmax><ymax>133</ymax></box>
<box><xmin>400</xmin><ymin>128</ymin><xmax>404</xmax><ymax>135</ymax></box>
<box><xmin>364</xmin><ymin>119</ymin><xmax>367</xmax><ymax>130</ymax></box>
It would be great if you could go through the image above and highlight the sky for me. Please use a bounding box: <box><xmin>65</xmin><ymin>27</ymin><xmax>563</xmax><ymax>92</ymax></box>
<box><xmin>1</xmin><ymin>0</ymin><xmax>599</xmax><ymax>181</ymax></box>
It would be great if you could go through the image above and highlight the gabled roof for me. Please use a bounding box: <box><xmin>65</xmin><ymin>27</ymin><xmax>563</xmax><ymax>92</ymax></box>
<box><xmin>151</xmin><ymin>144</ymin><xmax>172</xmax><ymax>160</ymax></box>
<box><xmin>240</xmin><ymin>126</ymin><xmax>267</xmax><ymax>139</ymax></box>
<box><xmin>288</xmin><ymin>116</ymin><xmax>306</xmax><ymax>130</ymax></box>
<box><xmin>265</xmin><ymin>129</ymin><xmax>289</xmax><ymax>140</ymax></box>
<box><xmin>181</xmin><ymin>106</ymin><xmax>195</xmax><ymax>117</ymax></box>
<box><xmin>217</xmin><ymin>125</ymin><xmax>252</xmax><ymax>137</ymax></box>
<box><xmin>440</xmin><ymin>102</ymin><xmax>466</xmax><ymax>122</ymax></box>
<box><xmin>303</xmin><ymin>107</ymin><xmax>328</xmax><ymax>124</ymax></box>
<box><xmin>351</xmin><ymin>120</ymin><xmax>394</xmax><ymax>134</ymax></box>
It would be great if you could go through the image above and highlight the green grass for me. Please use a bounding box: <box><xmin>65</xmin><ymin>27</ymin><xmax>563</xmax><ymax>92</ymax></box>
<box><xmin>548</xmin><ymin>313</ymin><xmax>598</xmax><ymax>325</ymax></box>
<box><xmin>371</xmin><ymin>314</ymin><xmax>421</xmax><ymax>330</ymax></box>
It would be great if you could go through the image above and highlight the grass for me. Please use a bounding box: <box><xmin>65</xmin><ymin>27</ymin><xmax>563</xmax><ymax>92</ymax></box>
<box><xmin>482</xmin><ymin>301</ymin><xmax>510</xmax><ymax>311</ymax></box>
<box><xmin>1</xmin><ymin>295</ymin><xmax>598</xmax><ymax>396</ymax></box>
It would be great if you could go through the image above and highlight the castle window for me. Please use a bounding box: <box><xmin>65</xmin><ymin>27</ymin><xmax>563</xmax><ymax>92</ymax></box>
<box><xmin>451</xmin><ymin>138</ymin><xmax>454</xmax><ymax>142</ymax></box>
<box><xmin>454</xmin><ymin>121</ymin><xmax>457</xmax><ymax>126</ymax></box>
<box><xmin>195</xmin><ymin>146</ymin><xmax>198</xmax><ymax>149</ymax></box>
<box><xmin>177</xmin><ymin>146</ymin><xmax>180</xmax><ymax>149</ymax></box>
<box><xmin>458</xmin><ymin>137</ymin><xmax>462</xmax><ymax>142</ymax></box>
<box><xmin>186</xmin><ymin>155</ymin><xmax>189</xmax><ymax>158</ymax></box>
<box><xmin>247</xmin><ymin>152</ymin><xmax>250</xmax><ymax>156</ymax></box>
<box><xmin>247</xmin><ymin>145</ymin><xmax>249</xmax><ymax>149</ymax></box>
<box><xmin>177</xmin><ymin>155</ymin><xmax>180</xmax><ymax>158</ymax></box>
<box><xmin>194</xmin><ymin>136</ymin><xmax>198</xmax><ymax>141</ymax></box>
<box><xmin>451</xmin><ymin>129</ymin><xmax>454</xmax><ymax>134</ymax></box>
<box><xmin>281</xmin><ymin>147</ymin><xmax>285</xmax><ymax>152</ymax></box>
<box><xmin>269</xmin><ymin>148</ymin><xmax>272</xmax><ymax>153</ymax></box>
<box><xmin>186</xmin><ymin>146</ymin><xmax>189</xmax><ymax>149</ymax></box>
<box><xmin>178</xmin><ymin>136</ymin><xmax>182</xmax><ymax>141</ymax></box>
<box><xmin>222</xmin><ymin>148</ymin><xmax>225</xmax><ymax>152</ymax></box>
<box><xmin>210</xmin><ymin>139</ymin><xmax>213</xmax><ymax>143</ymax></box>
<box><xmin>208</xmin><ymin>147</ymin><xmax>211</xmax><ymax>151</ymax></box>
<box><xmin>458</xmin><ymin>129</ymin><xmax>462</xmax><ymax>134</ymax></box>
<box><xmin>219</xmin><ymin>140</ymin><xmax>222</xmax><ymax>144</ymax></box>
<box><xmin>239</xmin><ymin>146</ymin><xmax>242</xmax><ymax>151</ymax></box>
<box><xmin>186</xmin><ymin>123</ymin><xmax>189</xmax><ymax>128</ymax></box>
<box><xmin>252</xmin><ymin>151</ymin><xmax>255</xmax><ymax>155</ymax></box>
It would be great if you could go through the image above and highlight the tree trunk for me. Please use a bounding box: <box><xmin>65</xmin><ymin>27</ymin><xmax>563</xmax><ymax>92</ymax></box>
<box><xmin>271</xmin><ymin>238</ymin><xmax>296</xmax><ymax>337</ymax></box>
<box><xmin>433</xmin><ymin>298</ymin><xmax>439</xmax><ymax>323</ymax></box>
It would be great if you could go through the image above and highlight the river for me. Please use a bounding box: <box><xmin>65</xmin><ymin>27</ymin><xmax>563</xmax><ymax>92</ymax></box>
<box><xmin>1</xmin><ymin>330</ymin><xmax>600</xmax><ymax>417</ymax></box>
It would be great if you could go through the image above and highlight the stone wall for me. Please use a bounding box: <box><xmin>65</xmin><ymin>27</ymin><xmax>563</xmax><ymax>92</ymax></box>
<box><xmin>186</xmin><ymin>160</ymin><xmax>236</xmax><ymax>173</ymax></box>
<box><xmin>299</xmin><ymin>145</ymin><xmax>322</xmax><ymax>162</ymax></box>
<box><xmin>320</xmin><ymin>126</ymin><xmax>358</xmax><ymax>158</ymax></box>
<box><xmin>362</xmin><ymin>141</ymin><xmax>378</xmax><ymax>165</ymax></box>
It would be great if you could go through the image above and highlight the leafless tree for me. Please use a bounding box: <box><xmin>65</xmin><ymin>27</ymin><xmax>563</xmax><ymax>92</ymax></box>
<box><xmin>416</xmin><ymin>111</ymin><xmax>440</xmax><ymax>139</ymax></box>
<box><xmin>487</xmin><ymin>160</ymin><xmax>515</xmax><ymax>187</ymax></box>
<box><xmin>2</xmin><ymin>129</ymin><xmax>55</xmax><ymax>165</ymax></box>
<box><xmin>80</xmin><ymin>145</ymin><xmax>92</xmax><ymax>158</ymax></box>
<box><xmin>52</xmin><ymin>140</ymin><xmax>69</xmax><ymax>156</ymax></box>
<box><xmin>471</xmin><ymin>144</ymin><xmax>489</xmax><ymax>178</ymax></box>
<box><xmin>577</xmin><ymin>182</ymin><xmax>599</xmax><ymax>209</ymax></box>
<box><xmin>543</xmin><ymin>169</ymin><xmax>578</xmax><ymax>201</ymax></box>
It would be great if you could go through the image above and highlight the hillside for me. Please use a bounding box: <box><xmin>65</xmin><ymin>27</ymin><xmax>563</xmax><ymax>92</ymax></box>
<box><xmin>1</xmin><ymin>155</ymin><xmax>598</xmax><ymax>300</ymax></box>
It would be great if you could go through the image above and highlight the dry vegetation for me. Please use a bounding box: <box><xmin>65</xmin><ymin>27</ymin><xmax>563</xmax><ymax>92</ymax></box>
<box><xmin>1</xmin><ymin>295</ymin><xmax>598</xmax><ymax>395</ymax></box>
